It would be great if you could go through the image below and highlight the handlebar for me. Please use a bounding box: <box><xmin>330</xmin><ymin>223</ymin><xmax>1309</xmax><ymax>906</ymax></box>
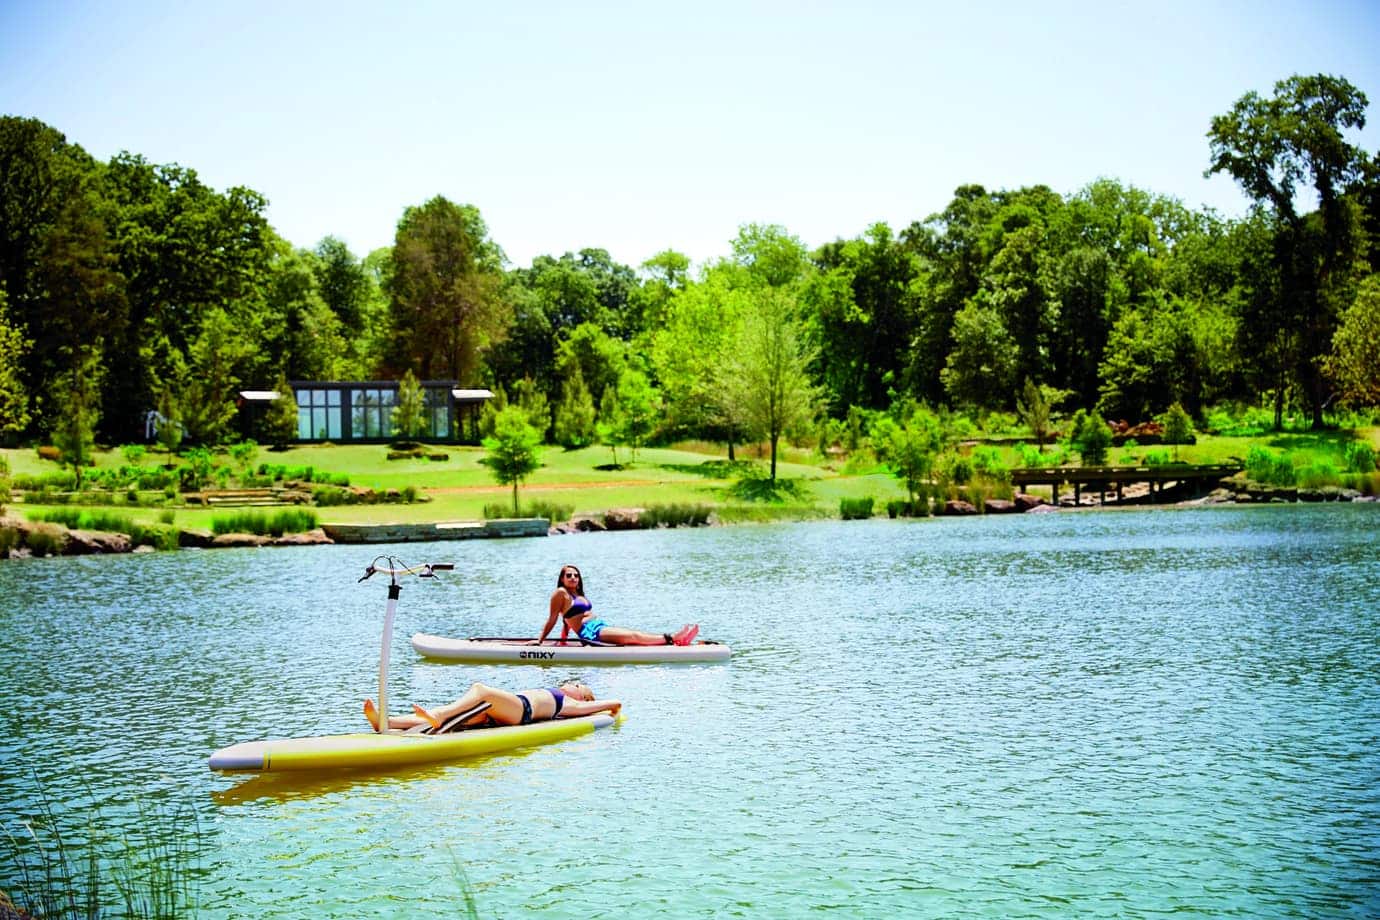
<box><xmin>358</xmin><ymin>556</ymin><xmax>454</xmax><ymax>583</ymax></box>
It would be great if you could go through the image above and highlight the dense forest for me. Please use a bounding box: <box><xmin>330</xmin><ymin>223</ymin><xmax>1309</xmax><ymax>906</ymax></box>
<box><xmin>1</xmin><ymin>73</ymin><xmax>1378</xmax><ymax>458</ymax></box>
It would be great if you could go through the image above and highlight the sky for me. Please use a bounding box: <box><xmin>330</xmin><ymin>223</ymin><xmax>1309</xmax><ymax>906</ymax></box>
<box><xmin>3</xmin><ymin>0</ymin><xmax>1379</xmax><ymax>272</ymax></box>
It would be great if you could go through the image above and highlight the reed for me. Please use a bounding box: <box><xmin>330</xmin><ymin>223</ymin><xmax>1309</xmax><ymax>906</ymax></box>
<box><xmin>2</xmin><ymin>780</ymin><xmax>200</xmax><ymax>920</ymax></box>
<box><xmin>210</xmin><ymin>509</ymin><xmax>318</xmax><ymax>536</ymax></box>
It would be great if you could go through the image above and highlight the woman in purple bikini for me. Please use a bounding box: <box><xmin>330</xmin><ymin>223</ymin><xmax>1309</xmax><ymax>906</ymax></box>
<box><xmin>536</xmin><ymin>564</ymin><xmax>698</xmax><ymax>647</ymax></box>
<box><xmin>365</xmin><ymin>679</ymin><xmax>620</xmax><ymax>732</ymax></box>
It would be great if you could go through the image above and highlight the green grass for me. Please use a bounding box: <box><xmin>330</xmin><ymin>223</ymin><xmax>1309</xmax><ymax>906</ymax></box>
<box><xmin>5</xmin><ymin>424</ymin><xmax>1376</xmax><ymax>527</ymax></box>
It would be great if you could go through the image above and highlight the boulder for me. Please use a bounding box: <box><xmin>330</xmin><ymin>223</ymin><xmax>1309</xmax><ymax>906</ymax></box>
<box><xmin>178</xmin><ymin>528</ymin><xmax>216</xmax><ymax>548</ymax></box>
<box><xmin>273</xmin><ymin>528</ymin><xmax>333</xmax><ymax>546</ymax></box>
<box><xmin>211</xmin><ymin>532</ymin><xmax>270</xmax><ymax>548</ymax></box>
<box><xmin>66</xmin><ymin>529</ymin><xmax>132</xmax><ymax>554</ymax></box>
<box><xmin>603</xmin><ymin>508</ymin><xmax>645</xmax><ymax>530</ymax></box>
<box><xmin>1013</xmin><ymin>492</ymin><xmax>1047</xmax><ymax>512</ymax></box>
<box><xmin>571</xmin><ymin>515</ymin><xmax>607</xmax><ymax>533</ymax></box>
<box><xmin>984</xmin><ymin>499</ymin><xmax>1017</xmax><ymax>514</ymax></box>
<box><xmin>943</xmin><ymin>500</ymin><xmax>977</xmax><ymax>515</ymax></box>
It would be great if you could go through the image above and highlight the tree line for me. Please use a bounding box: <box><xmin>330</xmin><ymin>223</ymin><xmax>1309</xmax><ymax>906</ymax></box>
<box><xmin>1</xmin><ymin>73</ymin><xmax>1378</xmax><ymax>465</ymax></box>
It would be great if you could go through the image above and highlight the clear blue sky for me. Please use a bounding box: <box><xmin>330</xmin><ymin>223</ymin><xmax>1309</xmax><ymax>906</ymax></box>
<box><xmin>3</xmin><ymin>0</ymin><xmax>1378</xmax><ymax>271</ymax></box>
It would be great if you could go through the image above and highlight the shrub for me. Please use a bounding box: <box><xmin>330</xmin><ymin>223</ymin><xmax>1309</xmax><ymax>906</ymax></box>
<box><xmin>401</xmin><ymin>485</ymin><xmax>418</xmax><ymax>503</ymax></box>
<box><xmin>839</xmin><ymin>497</ymin><xmax>875</xmax><ymax>520</ymax></box>
<box><xmin>1245</xmin><ymin>446</ymin><xmax>1297</xmax><ymax>486</ymax></box>
<box><xmin>1296</xmin><ymin>461</ymin><xmax>1341</xmax><ymax>489</ymax></box>
<box><xmin>887</xmin><ymin>498</ymin><xmax>930</xmax><ymax>517</ymax></box>
<box><xmin>29</xmin><ymin>507</ymin><xmax>83</xmax><ymax>528</ymax></box>
<box><xmin>0</xmin><ymin>526</ymin><xmax>18</xmax><ymax>556</ymax></box>
<box><xmin>312</xmin><ymin>485</ymin><xmax>352</xmax><ymax>506</ymax></box>
<box><xmin>1143</xmin><ymin>449</ymin><xmax>1171</xmax><ymax>467</ymax></box>
<box><xmin>1343</xmin><ymin>441</ymin><xmax>1376</xmax><ymax>473</ymax></box>
<box><xmin>158</xmin><ymin>509</ymin><xmax>176</xmax><ymax>525</ymax></box>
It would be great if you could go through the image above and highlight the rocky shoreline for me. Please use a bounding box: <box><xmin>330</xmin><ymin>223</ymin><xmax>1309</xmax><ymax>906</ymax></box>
<box><xmin>2</xmin><ymin>473</ymin><xmax>1374</xmax><ymax>558</ymax></box>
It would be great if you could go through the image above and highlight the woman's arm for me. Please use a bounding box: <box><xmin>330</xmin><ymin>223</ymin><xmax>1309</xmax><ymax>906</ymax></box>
<box><xmin>560</xmin><ymin>697</ymin><xmax>621</xmax><ymax>718</ymax></box>
<box><xmin>535</xmin><ymin>589</ymin><xmax>568</xmax><ymax>644</ymax></box>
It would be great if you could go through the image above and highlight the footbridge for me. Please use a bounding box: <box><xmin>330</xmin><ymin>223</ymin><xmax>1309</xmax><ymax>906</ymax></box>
<box><xmin>1009</xmin><ymin>463</ymin><xmax>1242</xmax><ymax>505</ymax></box>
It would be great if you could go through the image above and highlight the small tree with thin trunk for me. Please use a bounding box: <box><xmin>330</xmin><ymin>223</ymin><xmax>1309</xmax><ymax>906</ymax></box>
<box><xmin>1159</xmin><ymin>402</ymin><xmax>1194</xmax><ymax>461</ymax></box>
<box><xmin>481</xmin><ymin>405</ymin><xmax>543</xmax><ymax>514</ymax></box>
<box><xmin>52</xmin><ymin>348</ymin><xmax>103</xmax><ymax>490</ymax></box>
<box><xmin>391</xmin><ymin>369</ymin><xmax>425</xmax><ymax>441</ymax></box>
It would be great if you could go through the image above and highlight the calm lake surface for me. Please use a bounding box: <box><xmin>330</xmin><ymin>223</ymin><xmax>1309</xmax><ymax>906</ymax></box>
<box><xmin>1</xmin><ymin>504</ymin><xmax>1378</xmax><ymax>918</ymax></box>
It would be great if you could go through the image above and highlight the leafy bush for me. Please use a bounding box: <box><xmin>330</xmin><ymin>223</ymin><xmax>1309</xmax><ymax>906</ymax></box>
<box><xmin>0</xmin><ymin>526</ymin><xmax>18</xmax><ymax>556</ymax></box>
<box><xmin>886</xmin><ymin>499</ymin><xmax>925</xmax><ymax>517</ymax></box>
<box><xmin>312</xmin><ymin>485</ymin><xmax>352</xmax><ymax>506</ymax></box>
<box><xmin>211</xmin><ymin>509</ymin><xmax>318</xmax><ymax>536</ymax></box>
<box><xmin>1143</xmin><ymin>449</ymin><xmax>1171</xmax><ymax>467</ymax></box>
<box><xmin>1202</xmin><ymin>403</ymin><xmax>1276</xmax><ymax>436</ymax></box>
<box><xmin>158</xmin><ymin>509</ymin><xmax>176</xmax><ymax>525</ymax></box>
<box><xmin>839</xmin><ymin>497</ymin><xmax>875</xmax><ymax>520</ymax></box>
<box><xmin>1296</xmin><ymin>461</ymin><xmax>1341</xmax><ymax>489</ymax></box>
<box><xmin>1245</xmin><ymin>446</ymin><xmax>1296</xmax><ymax>486</ymax></box>
<box><xmin>642</xmin><ymin>503</ymin><xmax>713</xmax><ymax>527</ymax></box>
<box><xmin>1343</xmin><ymin>441</ymin><xmax>1376</xmax><ymax>473</ymax></box>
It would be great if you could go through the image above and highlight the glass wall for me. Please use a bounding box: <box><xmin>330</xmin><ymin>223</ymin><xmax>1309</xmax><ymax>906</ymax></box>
<box><xmin>424</xmin><ymin>387</ymin><xmax>450</xmax><ymax>438</ymax></box>
<box><xmin>350</xmin><ymin>388</ymin><xmax>395</xmax><ymax>439</ymax></box>
<box><xmin>295</xmin><ymin>388</ymin><xmax>342</xmax><ymax>440</ymax></box>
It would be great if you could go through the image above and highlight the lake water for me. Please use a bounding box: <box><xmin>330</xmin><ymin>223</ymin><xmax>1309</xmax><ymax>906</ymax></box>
<box><xmin>1</xmin><ymin>504</ymin><xmax>1378</xmax><ymax>918</ymax></box>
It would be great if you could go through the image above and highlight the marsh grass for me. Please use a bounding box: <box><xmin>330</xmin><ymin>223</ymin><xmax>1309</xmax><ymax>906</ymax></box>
<box><xmin>2</xmin><ymin>781</ymin><xmax>199</xmax><ymax>920</ymax></box>
<box><xmin>210</xmin><ymin>509</ymin><xmax>318</xmax><ymax>536</ymax></box>
<box><xmin>839</xmin><ymin>497</ymin><xmax>875</xmax><ymax>520</ymax></box>
<box><xmin>641</xmin><ymin>503</ymin><xmax>714</xmax><ymax>527</ymax></box>
<box><xmin>483</xmin><ymin>500</ymin><xmax>574</xmax><ymax>524</ymax></box>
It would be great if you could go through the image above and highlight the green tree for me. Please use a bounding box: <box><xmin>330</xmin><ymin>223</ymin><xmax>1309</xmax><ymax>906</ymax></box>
<box><xmin>1207</xmin><ymin>73</ymin><xmax>1374</xmax><ymax>428</ymax></box>
<box><xmin>1324</xmin><ymin>274</ymin><xmax>1380</xmax><ymax>406</ymax></box>
<box><xmin>720</xmin><ymin>286</ymin><xmax>821</xmax><ymax>481</ymax></box>
<box><xmin>386</xmin><ymin>196</ymin><xmax>508</xmax><ymax>383</ymax></box>
<box><xmin>182</xmin><ymin>307</ymin><xmax>251</xmax><ymax>444</ymax></box>
<box><xmin>481</xmin><ymin>405</ymin><xmax>543</xmax><ymax>514</ymax></box>
<box><xmin>554</xmin><ymin>362</ymin><xmax>597</xmax><ymax>448</ymax></box>
<box><xmin>0</xmin><ymin>290</ymin><xmax>30</xmax><ymax>441</ymax></box>
<box><xmin>154</xmin><ymin>384</ymin><xmax>184</xmax><ymax>465</ymax></box>
<box><xmin>873</xmin><ymin>403</ymin><xmax>945</xmax><ymax>511</ymax></box>
<box><xmin>51</xmin><ymin>347</ymin><xmax>103</xmax><ymax>490</ymax></box>
<box><xmin>1159</xmin><ymin>401</ymin><xmax>1194</xmax><ymax>461</ymax></box>
<box><xmin>940</xmin><ymin>299</ymin><xmax>1017</xmax><ymax>410</ymax></box>
<box><xmin>391</xmin><ymin>369</ymin><xmax>425</xmax><ymax>440</ymax></box>
<box><xmin>1069</xmin><ymin>409</ymin><xmax>1112</xmax><ymax>466</ymax></box>
<box><xmin>1015</xmin><ymin>377</ymin><xmax>1065</xmax><ymax>451</ymax></box>
<box><xmin>598</xmin><ymin>369</ymin><xmax>661</xmax><ymax>463</ymax></box>
<box><xmin>649</xmin><ymin>267</ymin><xmax>749</xmax><ymax>456</ymax></box>
<box><xmin>262</xmin><ymin>375</ymin><xmax>298</xmax><ymax>449</ymax></box>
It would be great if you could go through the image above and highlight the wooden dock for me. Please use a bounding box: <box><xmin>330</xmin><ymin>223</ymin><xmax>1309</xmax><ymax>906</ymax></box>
<box><xmin>1010</xmin><ymin>464</ymin><xmax>1242</xmax><ymax>505</ymax></box>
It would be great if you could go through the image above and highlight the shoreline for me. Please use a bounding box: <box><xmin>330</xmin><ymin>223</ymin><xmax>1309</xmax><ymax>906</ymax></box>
<box><xmin>1</xmin><ymin>479</ymin><xmax>1374</xmax><ymax>559</ymax></box>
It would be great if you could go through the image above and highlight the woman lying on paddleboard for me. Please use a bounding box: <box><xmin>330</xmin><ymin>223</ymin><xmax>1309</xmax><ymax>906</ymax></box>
<box><xmin>536</xmin><ymin>564</ymin><xmax>698</xmax><ymax>647</ymax></box>
<box><xmin>365</xmin><ymin>680</ymin><xmax>620</xmax><ymax>731</ymax></box>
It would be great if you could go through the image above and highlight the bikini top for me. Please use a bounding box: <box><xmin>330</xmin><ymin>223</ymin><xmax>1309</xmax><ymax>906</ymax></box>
<box><xmin>562</xmin><ymin>595</ymin><xmax>592</xmax><ymax>620</ymax></box>
<box><xmin>546</xmin><ymin>687</ymin><xmax>566</xmax><ymax>716</ymax></box>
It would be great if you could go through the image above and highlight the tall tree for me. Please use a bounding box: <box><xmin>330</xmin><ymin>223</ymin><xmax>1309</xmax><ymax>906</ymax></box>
<box><xmin>1207</xmin><ymin>73</ymin><xmax>1374</xmax><ymax>427</ymax></box>
<box><xmin>720</xmin><ymin>286</ymin><xmax>821</xmax><ymax>481</ymax></box>
<box><xmin>386</xmin><ymin>196</ymin><xmax>507</xmax><ymax>383</ymax></box>
<box><xmin>51</xmin><ymin>347</ymin><xmax>103</xmax><ymax>490</ymax></box>
<box><xmin>1324</xmin><ymin>275</ymin><xmax>1380</xmax><ymax>406</ymax></box>
<box><xmin>0</xmin><ymin>289</ymin><xmax>31</xmax><ymax>441</ymax></box>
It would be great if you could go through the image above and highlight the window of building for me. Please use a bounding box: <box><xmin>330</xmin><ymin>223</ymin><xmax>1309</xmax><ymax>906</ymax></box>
<box><xmin>350</xmin><ymin>388</ymin><xmax>395</xmax><ymax>439</ymax></box>
<box><xmin>295</xmin><ymin>388</ymin><xmax>341</xmax><ymax>440</ymax></box>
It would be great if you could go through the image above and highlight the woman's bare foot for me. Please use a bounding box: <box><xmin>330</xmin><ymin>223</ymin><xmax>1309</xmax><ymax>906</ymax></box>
<box><xmin>411</xmin><ymin>703</ymin><xmax>442</xmax><ymax>730</ymax></box>
<box><xmin>363</xmin><ymin>698</ymin><xmax>381</xmax><ymax>731</ymax></box>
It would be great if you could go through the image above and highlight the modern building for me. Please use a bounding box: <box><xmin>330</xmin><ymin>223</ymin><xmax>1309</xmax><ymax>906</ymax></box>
<box><xmin>238</xmin><ymin>381</ymin><xmax>494</xmax><ymax>444</ymax></box>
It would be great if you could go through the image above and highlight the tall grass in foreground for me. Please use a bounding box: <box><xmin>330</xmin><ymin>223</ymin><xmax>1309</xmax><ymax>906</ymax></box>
<box><xmin>209</xmin><ymin>509</ymin><xmax>318</xmax><ymax>536</ymax></box>
<box><xmin>2</xmin><ymin>782</ymin><xmax>199</xmax><ymax>920</ymax></box>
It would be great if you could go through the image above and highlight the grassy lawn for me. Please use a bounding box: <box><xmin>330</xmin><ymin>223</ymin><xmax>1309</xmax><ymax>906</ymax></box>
<box><xmin>4</xmin><ymin>425</ymin><xmax>1375</xmax><ymax>528</ymax></box>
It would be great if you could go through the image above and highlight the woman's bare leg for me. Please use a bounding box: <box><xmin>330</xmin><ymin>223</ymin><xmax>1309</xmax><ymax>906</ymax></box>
<box><xmin>414</xmin><ymin>682</ymin><xmax>528</xmax><ymax>726</ymax></box>
<box><xmin>595</xmin><ymin>626</ymin><xmax>673</xmax><ymax>646</ymax></box>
